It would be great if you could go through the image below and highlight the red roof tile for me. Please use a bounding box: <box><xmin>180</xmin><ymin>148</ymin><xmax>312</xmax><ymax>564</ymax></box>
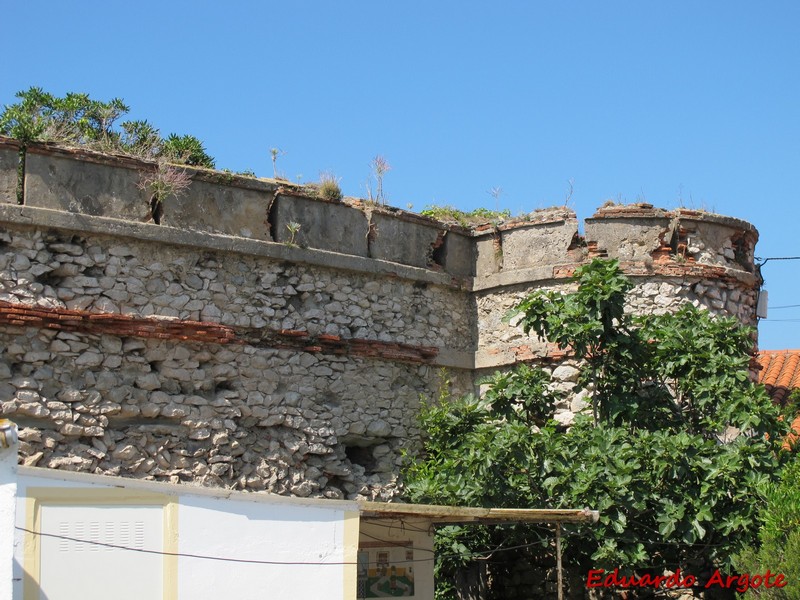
<box><xmin>757</xmin><ymin>349</ymin><xmax>800</xmax><ymax>404</ymax></box>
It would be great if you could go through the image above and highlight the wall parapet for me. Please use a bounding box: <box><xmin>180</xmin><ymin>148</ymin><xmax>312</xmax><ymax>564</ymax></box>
<box><xmin>2</xmin><ymin>141</ymin><xmax>762</xmax><ymax>287</ymax></box>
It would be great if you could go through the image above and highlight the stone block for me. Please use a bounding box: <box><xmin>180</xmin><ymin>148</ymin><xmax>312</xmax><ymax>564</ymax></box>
<box><xmin>500</xmin><ymin>219</ymin><xmax>578</xmax><ymax>271</ymax></box>
<box><xmin>474</xmin><ymin>233</ymin><xmax>503</xmax><ymax>277</ymax></box>
<box><xmin>585</xmin><ymin>205</ymin><xmax>672</xmax><ymax>262</ymax></box>
<box><xmin>675</xmin><ymin>212</ymin><xmax>756</xmax><ymax>271</ymax></box>
<box><xmin>0</xmin><ymin>137</ymin><xmax>20</xmax><ymax>204</ymax></box>
<box><xmin>369</xmin><ymin>211</ymin><xmax>442</xmax><ymax>268</ymax></box>
<box><xmin>585</xmin><ymin>215</ymin><xmax>672</xmax><ymax>262</ymax></box>
<box><xmin>24</xmin><ymin>144</ymin><xmax>151</xmax><ymax>220</ymax></box>
<box><xmin>271</xmin><ymin>193</ymin><xmax>369</xmax><ymax>255</ymax></box>
<box><xmin>441</xmin><ymin>231</ymin><xmax>474</xmax><ymax>277</ymax></box>
<box><xmin>160</xmin><ymin>169</ymin><xmax>277</xmax><ymax>240</ymax></box>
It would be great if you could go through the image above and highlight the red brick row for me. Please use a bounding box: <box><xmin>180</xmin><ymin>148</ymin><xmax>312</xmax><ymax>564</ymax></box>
<box><xmin>0</xmin><ymin>301</ymin><xmax>441</xmax><ymax>364</ymax></box>
<box><xmin>0</xmin><ymin>301</ymin><xmax>237</xmax><ymax>344</ymax></box>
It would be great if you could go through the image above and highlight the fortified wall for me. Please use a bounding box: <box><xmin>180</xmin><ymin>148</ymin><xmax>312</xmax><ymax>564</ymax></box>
<box><xmin>0</xmin><ymin>137</ymin><xmax>762</xmax><ymax>499</ymax></box>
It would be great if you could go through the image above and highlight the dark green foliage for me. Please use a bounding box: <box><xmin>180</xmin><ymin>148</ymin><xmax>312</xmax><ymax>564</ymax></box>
<box><xmin>0</xmin><ymin>87</ymin><xmax>215</xmax><ymax>168</ymax></box>
<box><xmin>119</xmin><ymin>120</ymin><xmax>162</xmax><ymax>159</ymax></box>
<box><xmin>405</xmin><ymin>259</ymin><xmax>788</xmax><ymax>597</ymax></box>
<box><xmin>736</xmin><ymin>455</ymin><xmax>800</xmax><ymax>598</ymax></box>
<box><xmin>420</xmin><ymin>205</ymin><xmax>511</xmax><ymax>227</ymax></box>
<box><xmin>480</xmin><ymin>364</ymin><xmax>560</xmax><ymax>428</ymax></box>
<box><xmin>0</xmin><ymin>86</ymin><xmax>128</xmax><ymax>147</ymax></box>
<box><xmin>161</xmin><ymin>134</ymin><xmax>215</xmax><ymax>169</ymax></box>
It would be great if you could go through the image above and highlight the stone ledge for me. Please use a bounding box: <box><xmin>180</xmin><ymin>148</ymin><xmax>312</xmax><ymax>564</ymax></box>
<box><xmin>475</xmin><ymin>344</ymin><xmax>572</xmax><ymax>370</ymax></box>
<box><xmin>0</xmin><ymin>204</ymin><xmax>469</xmax><ymax>291</ymax></box>
<box><xmin>25</xmin><ymin>141</ymin><xmax>155</xmax><ymax>171</ymax></box>
<box><xmin>0</xmin><ymin>135</ymin><xmax>21</xmax><ymax>151</ymax></box>
<box><xmin>472</xmin><ymin>260</ymin><xmax>758</xmax><ymax>292</ymax></box>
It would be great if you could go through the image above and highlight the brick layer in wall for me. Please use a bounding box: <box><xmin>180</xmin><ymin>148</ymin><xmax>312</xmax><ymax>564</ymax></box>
<box><xmin>0</xmin><ymin>301</ymin><xmax>439</xmax><ymax>364</ymax></box>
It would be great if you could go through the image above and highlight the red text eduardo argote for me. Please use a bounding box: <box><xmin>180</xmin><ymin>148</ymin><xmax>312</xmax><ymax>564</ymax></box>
<box><xmin>586</xmin><ymin>568</ymin><xmax>788</xmax><ymax>593</ymax></box>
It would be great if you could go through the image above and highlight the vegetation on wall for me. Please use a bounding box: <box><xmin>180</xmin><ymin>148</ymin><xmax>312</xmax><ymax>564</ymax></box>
<box><xmin>404</xmin><ymin>259</ymin><xmax>789</xmax><ymax>598</ymax></box>
<box><xmin>0</xmin><ymin>86</ymin><xmax>215</xmax><ymax>167</ymax></box>
<box><xmin>419</xmin><ymin>205</ymin><xmax>511</xmax><ymax>227</ymax></box>
<box><xmin>316</xmin><ymin>172</ymin><xmax>343</xmax><ymax>202</ymax></box>
<box><xmin>0</xmin><ymin>87</ymin><xmax>214</xmax><ymax>210</ymax></box>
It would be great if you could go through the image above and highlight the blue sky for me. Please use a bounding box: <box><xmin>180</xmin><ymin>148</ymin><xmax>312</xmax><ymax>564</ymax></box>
<box><xmin>3</xmin><ymin>1</ymin><xmax>799</xmax><ymax>349</ymax></box>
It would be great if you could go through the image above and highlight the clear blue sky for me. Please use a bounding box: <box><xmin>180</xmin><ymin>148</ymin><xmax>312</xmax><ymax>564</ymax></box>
<box><xmin>3</xmin><ymin>1</ymin><xmax>799</xmax><ymax>349</ymax></box>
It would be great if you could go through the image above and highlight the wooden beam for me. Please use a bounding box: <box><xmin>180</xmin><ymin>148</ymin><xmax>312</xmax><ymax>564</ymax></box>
<box><xmin>359</xmin><ymin>502</ymin><xmax>599</xmax><ymax>524</ymax></box>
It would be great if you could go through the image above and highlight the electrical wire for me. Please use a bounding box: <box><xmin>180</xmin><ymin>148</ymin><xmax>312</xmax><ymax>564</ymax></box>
<box><xmin>17</xmin><ymin>519</ymin><xmax>727</xmax><ymax>574</ymax></box>
<box><xmin>15</xmin><ymin>525</ymin><xmax>557</xmax><ymax>566</ymax></box>
<box><xmin>761</xmin><ymin>319</ymin><xmax>800</xmax><ymax>323</ymax></box>
<box><xmin>756</xmin><ymin>256</ymin><xmax>800</xmax><ymax>265</ymax></box>
<box><xmin>16</xmin><ymin>526</ymin><xmax>359</xmax><ymax>566</ymax></box>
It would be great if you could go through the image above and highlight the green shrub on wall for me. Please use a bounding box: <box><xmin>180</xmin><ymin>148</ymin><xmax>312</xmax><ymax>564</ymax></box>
<box><xmin>0</xmin><ymin>86</ymin><xmax>215</xmax><ymax>168</ymax></box>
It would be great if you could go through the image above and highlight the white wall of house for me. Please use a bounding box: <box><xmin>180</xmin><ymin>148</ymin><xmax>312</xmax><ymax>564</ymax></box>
<box><xmin>0</xmin><ymin>422</ymin><xmax>18</xmax><ymax>600</ymax></box>
<box><xmin>13</xmin><ymin>467</ymin><xmax>359</xmax><ymax>600</ymax></box>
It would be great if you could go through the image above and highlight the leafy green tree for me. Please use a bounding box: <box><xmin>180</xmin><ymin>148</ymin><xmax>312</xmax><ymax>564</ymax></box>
<box><xmin>405</xmin><ymin>259</ymin><xmax>788</xmax><ymax>598</ymax></box>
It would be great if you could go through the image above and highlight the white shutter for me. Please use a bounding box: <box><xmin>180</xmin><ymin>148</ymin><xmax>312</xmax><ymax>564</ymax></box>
<box><xmin>39</xmin><ymin>504</ymin><xmax>164</xmax><ymax>600</ymax></box>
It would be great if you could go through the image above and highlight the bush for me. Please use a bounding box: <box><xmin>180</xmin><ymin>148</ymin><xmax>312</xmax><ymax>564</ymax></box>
<box><xmin>317</xmin><ymin>172</ymin><xmax>343</xmax><ymax>202</ymax></box>
<box><xmin>161</xmin><ymin>133</ymin><xmax>215</xmax><ymax>169</ymax></box>
<box><xmin>736</xmin><ymin>455</ymin><xmax>800</xmax><ymax>598</ymax></box>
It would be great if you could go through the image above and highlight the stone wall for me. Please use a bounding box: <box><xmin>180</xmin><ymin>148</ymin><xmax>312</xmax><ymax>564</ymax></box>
<box><xmin>0</xmin><ymin>139</ymin><xmax>763</xmax><ymax>500</ymax></box>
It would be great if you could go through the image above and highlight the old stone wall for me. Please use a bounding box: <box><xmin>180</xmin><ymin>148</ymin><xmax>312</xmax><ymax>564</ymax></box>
<box><xmin>0</xmin><ymin>138</ymin><xmax>763</xmax><ymax>500</ymax></box>
<box><xmin>0</xmin><ymin>215</ymin><xmax>474</xmax><ymax>500</ymax></box>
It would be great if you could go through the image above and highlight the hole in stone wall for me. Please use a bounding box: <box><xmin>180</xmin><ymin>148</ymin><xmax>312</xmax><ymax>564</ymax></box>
<box><xmin>366</xmin><ymin>216</ymin><xmax>378</xmax><ymax>258</ymax></box>
<box><xmin>36</xmin><ymin>271</ymin><xmax>63</xmax><ymax>288</ymax></box>
<box><xmin>150</xmin><ymin>195</ymin><xmax>163</xmax><ymax>225</ymax></box>
<box><xmin>731</xmin><ymin>233</ymin><xmax>752</xmax><ymax>271</ymax></box>
<box><xmin>214</xmin><ymin>381</ymin><xmax>234</xmax><ymax>393</ymax></box>
<box><xmin>566</xmin><ymin>231</ymin><xmax>588</xmax><ymax>261</ymax></box>
<box><xmin>344</xmin><ymin>444</ymin><xmax>377</xmax><ymax>473</ymax></box>
<box><xmin>266</xmin><ymin>194</ymin><xmax>279</xmax><ymax>242</ymax></box>
<box><xmin>428</xmin><ymin>231</ymin><xmax>446</xmax><ymax>269</ymax></box>
<box><xmin>107</xmin><ymin>416</ymin><xmax>184</xmax><ymax>428</ymax></box>
<box><xmin>286</xmin><ymin>294</ymin><xmax>303</xmax><ymax>314</ymax></box>
<box><xmin>83</xmin><ymin>266</ymin><xmax>103</xmax><ymax>278</ymax></box>
<box><xmin>492</xmin><ymin>232</ymin><xmax>503</xmax><ymax>269</ymax></box>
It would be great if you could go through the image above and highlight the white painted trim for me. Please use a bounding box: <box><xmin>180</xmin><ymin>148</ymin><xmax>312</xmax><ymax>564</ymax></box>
<box><xmin>18</xmin><ymin>466</ymin><xmax>358</xmax><ymax>512</ymax></box>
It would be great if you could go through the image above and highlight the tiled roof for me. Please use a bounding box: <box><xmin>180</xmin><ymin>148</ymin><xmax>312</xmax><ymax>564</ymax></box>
<box><xmin>786</xmin><ymin>415</ymin><xmax>800</xmax><ymax>451</ymax></box>
<box><xmin>757</xmin><ymin>350</ymin><xmax>800</xmax><ymax>451</ymax></box>
<box><xmin>757</xmin><ymin>349</ymin><xmax>800</xmax><ymax>404</ymax></box>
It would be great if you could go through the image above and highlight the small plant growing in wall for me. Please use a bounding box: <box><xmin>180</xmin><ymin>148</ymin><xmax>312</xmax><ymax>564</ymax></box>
<box><xmin>488</xmin><ymin>186</ymin><xmax>503</xmax><ymax>212</ymax></box>
<box><xmin>285</xmin><ymin>221</ymin><xmax>302</xmax><ymax>246</ymax></box>
<box><xmin>366</xmin><ymin>155</ymin><xmax>391</xmax><ymax>205</ymax></box>
<box><xmin>137</xmin><ymin>162</ymin><xmax>192</xmax><ymax>224</ymax></box>
<box><xmin>270</xmin><ymin>147</ymin><xmax>286</xmax><ymax>179</ymax></box>
<box><xmin>317</xmin><ymin>172</ymin><xmax>343</xmax><ymax>202</ymax></box>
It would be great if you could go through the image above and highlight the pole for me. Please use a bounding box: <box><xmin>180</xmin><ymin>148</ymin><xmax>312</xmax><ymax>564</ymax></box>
<box><xmin>556</xmin><ymin>523</ymin><xmax>563</xmax><ymax>600</ymax></box>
